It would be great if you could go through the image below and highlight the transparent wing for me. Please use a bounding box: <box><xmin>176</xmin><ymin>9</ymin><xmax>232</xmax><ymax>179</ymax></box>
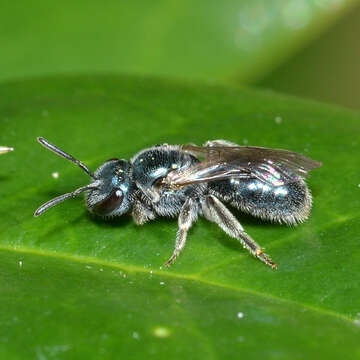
<box><xmin>164</xmin><ymin>145</ymin><xmax>322</xmax><ymax>188</ymax></box>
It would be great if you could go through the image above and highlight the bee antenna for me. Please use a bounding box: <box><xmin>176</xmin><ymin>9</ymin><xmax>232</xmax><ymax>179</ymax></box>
<box><xmin>34</xmin><ymin>182</ymin><xmax>100</xmax><ymax>217</ymax></box>
<box><xmin>37</xmin><ymin>137</ymin><xmax>96</xmax><ymax>179</ymax></box>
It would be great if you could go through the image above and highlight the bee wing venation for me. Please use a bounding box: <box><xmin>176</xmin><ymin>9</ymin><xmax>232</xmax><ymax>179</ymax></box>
<box><xmin>164</xmin><ymin>145</ymin><xmax>322</xmax><ymax>187</ymax></box>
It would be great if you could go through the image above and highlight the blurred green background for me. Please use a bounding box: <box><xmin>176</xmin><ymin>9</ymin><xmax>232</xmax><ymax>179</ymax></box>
<box><xmin>259</xmin><ymin>2</ymin><xmax>360</xmax><ymax>109</ymax></box>
<box><xmin>1</xmin><ymin>0</ymin><xmax>359</xmax><ymax>108</ymax></box>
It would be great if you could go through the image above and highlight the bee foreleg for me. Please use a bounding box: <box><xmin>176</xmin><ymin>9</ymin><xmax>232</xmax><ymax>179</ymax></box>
<box><xmin>202</xmin><ymin>195</ymin><xmax>277</xmax><ymax>269</ymax></box>
<box><xmin>132</xmin><ymin>200</ymin><xmax>156</xmax><ymax>225</ymax></box>
<box><xmin>164</xmin><ymin>198</ymin><xmax>198</xmax><ymax>267</ymax></box>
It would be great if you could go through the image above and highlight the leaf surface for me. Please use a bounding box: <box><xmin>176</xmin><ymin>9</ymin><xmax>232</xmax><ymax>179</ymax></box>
<box><xmin>0</xmin><ymin>75</ymin><xmax>360</xmax><ymax>359</ymax></box>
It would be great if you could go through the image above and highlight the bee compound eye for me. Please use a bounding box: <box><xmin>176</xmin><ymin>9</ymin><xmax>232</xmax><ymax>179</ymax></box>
<box><xmin>93</xmin><ymin>189</ymin><xmax>124</xmax><ymax>215</ymax></box>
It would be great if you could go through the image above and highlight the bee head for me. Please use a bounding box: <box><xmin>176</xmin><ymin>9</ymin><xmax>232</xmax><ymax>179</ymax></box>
<box><xmin>34</xmin><ymin>138</ymin><xmax>134</xmax><ymax>218</ymax></box>
<box><xmin>86</xmin><ymin>159</ymin><xmax>134</xmax><ymax>217</ymax></box>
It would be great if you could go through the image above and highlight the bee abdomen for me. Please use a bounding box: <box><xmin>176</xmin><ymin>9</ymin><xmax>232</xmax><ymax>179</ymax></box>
<box><xmin>209</xmin><ymin>178</ymin><xmax>312</xmax><ymax>225</ymax></box>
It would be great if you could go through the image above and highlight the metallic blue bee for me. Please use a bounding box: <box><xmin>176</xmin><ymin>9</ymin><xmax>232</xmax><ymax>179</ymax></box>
<box><xmin>34</xmin><ymin>137</ymin><xmax>321</xmax><ymax>268</ymax></box>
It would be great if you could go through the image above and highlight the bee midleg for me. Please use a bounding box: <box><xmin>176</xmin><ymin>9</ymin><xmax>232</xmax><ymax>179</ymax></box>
<box><xmin>164</xmin><ymin>198</ymin><xmax>198</xmax><ymax>267</ymax></box>
<box><xmin>201</xmin><ymin>195</ymin><xmax>277</xmax><ymax>269</ymax></box>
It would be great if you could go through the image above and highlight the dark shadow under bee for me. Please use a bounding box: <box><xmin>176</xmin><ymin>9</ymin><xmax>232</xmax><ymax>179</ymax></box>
<box><xmin>34</xmin><ymin>137</ymin><xmax>322</xmax><ymax>269</ymax></box>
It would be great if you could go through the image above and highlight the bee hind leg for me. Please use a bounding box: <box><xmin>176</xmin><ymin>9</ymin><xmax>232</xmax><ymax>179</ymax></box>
<box><xmin>164</xmin><ymin>198</ymin><xmax>198</xmax><ymax>267</ymax></box>
<box><xmin>202</xmin><ymin>195</ymin><xmax>277</xmax><ymax>269</ymax></box>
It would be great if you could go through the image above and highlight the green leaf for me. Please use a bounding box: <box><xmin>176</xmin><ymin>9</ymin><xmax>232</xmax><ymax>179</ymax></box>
<box><xmin>1</xmin><ymin>75</ymin><xmax>360</xmax><ymax>358</ymax></box>
<box><xmin>1</xmin><ymin>0</ymin><xmax>359</xmax><ymax>83</ymax></box>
